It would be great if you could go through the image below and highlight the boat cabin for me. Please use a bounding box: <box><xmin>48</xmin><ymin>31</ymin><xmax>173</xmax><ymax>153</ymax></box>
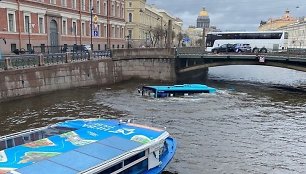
<box><xmin>0</xmin><ymin>119</ymin><xmax>176</xmax><ymax>174</ymax></box>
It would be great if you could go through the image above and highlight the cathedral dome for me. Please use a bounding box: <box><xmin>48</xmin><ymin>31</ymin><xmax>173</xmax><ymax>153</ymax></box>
<box><xmin>199</xmin><ymin>8</ymin><xmax>209</xmax><ymax>17</ymax></box>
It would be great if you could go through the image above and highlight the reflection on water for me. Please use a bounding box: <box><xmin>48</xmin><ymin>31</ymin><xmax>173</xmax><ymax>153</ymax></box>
<box><xmin>1</xmin><ymin>66</ymin><xmax>306</xmax><ymax>173</ymax></box>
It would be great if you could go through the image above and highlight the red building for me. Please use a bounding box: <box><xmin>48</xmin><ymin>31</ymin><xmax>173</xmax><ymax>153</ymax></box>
<box><xmin>0</xmin><ymin>0</ymin><xmax>126</xmax><ymax>54</ymax></box>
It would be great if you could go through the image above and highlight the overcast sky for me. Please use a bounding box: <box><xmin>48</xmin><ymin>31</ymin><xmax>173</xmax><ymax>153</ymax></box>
<box><xmin>147</xmin><ymin>0</ymin><xmax>306</xmax><ymax>31</ymax></box>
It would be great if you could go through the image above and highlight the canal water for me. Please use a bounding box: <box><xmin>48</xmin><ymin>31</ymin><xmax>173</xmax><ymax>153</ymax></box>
<box><xmin>1</xmin><ymin>65</ymin><xmax>306</xmax><ymax>173</ymax></box>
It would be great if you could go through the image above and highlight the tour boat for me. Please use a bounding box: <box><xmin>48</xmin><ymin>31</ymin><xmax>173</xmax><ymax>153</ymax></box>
<box><xmin>0</xmin><ymin>118</ymin><xmax>176</xmax><ymax>174</ymax></box>
<box><xmin>141</xmin><ymin>84</ymin><xmax>216</xmax><ymax>98</ymax></box>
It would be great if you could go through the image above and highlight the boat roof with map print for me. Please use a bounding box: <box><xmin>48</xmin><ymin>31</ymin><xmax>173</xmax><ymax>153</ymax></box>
<box><xmin>0</xmin><ymin>119</ymin><xmax>167</xmax><ymax>174</ymax></box>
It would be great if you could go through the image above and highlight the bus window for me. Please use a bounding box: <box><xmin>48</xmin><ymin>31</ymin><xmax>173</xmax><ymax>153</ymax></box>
<box><xmin>284</xmin><ymin>32</ymin><xmax>289</xmax><ymax>39</ymax></box>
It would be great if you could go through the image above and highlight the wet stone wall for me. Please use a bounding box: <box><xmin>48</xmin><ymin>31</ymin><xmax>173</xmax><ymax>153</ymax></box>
<box><xmin>0</xmin><ymin>57</ymin><xmax>175</xmax><ymax>102</ymax></box>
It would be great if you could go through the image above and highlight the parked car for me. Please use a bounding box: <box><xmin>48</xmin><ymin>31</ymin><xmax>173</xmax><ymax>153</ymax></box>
<box><xmin>72</xmin><ymin>45</ymin><xmax>92</xmax><ymax>52</ymax></box>
<box><xmin>82</xmin><ymin>45</ymin><xmax>92</xmax><ymax>51</ymax></box>
<box><xmin>211</xmin><ymin>44</ymin><xmax>235</xmax><ymax>54</ymax></box>
<box><xmin>233</xmin><ymin>43</ymin><xmax>251</xmax><ymax>53</ymax></box>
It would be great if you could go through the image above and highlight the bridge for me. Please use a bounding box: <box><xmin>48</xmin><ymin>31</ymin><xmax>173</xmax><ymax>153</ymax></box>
<box><xmin>176</xmin><ymin>47</ymin><xmax>306</xmax><ymax>73</ymax></box>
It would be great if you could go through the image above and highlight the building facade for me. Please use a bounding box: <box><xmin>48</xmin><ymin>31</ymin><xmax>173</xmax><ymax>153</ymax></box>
<box><xmin>0</xmin><ymin>0</ymin><xmax>126</xmax><ymax>54</ymax></box>
<box><xmin>185</xmin><ymin>7</ymin><xmax>218</xmax><ymax>47</ymax></box>
<box><xmin>196</xmin><ymin>7</ymin><xmax>210</xmax><ymax>28</ymax></box>
<box><xmin>125</xmin><ymin>0</ymin><xmax>182</xmax><ymax>48</ymax></box>
<box><xmin>258</xmin><ymin>10</ymin><xmax>297</xmax><ymax>31</ymax></box>
<box><xmin>280</xmin><ymin>20</ymin><xmax>306</xmax><ymax>49</ymax></box>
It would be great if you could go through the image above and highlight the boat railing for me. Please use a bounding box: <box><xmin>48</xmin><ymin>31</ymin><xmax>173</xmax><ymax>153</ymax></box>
<box><xmin>0</xmin><ymin>126</ymin><xmax>49</xmax><ymax>141</ymax></box>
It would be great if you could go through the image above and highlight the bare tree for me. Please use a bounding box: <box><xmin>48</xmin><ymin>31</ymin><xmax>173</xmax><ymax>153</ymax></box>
<box><xmin>151</xmin><ymin>26</ymin><xmax>165</xmax><ymax>47</ymax></box>
<box><xmin>171</xmin><ymin>31</ymin><xmax>176</xmax><ymax>46</ymax></box>
<box><xmin>177</xmin><ymin>32</ymin><xmax>184</xmax><ymax>47</ymax></box>
<box><xmin>195</xmin><ymin>38</ymin><xmax>204</xmax><ymax>46</ymax></box>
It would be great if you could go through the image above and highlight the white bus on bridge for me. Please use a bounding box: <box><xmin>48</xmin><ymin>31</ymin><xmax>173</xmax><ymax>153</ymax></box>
<box><xmin>206</xmin><ymin>31</ymin><xmax>288</xmax><ymax>53</ymax></box>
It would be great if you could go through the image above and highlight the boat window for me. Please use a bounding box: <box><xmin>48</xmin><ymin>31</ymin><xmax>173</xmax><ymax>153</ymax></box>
<box><xmin>6</xmin><ymin>139</ymin><xmax>14</xmax><ymax>148</ymax></box>
<box><xmin>42</xmin><ymin>126</ymin><xmax>78</xmax><ymax>138</ymax></box>
<box><xmin>23</xmin><ymin>136</ymin><xmax>30</xmax><ymax>141</ymax></box>
<box><xmin>119</xmin><ymin>159</ymin><xmax>148</xmax><ymax>174</ymax></box>
<box><xmin>98</xmin><ymin>162</ymin><xmax>123</xmax><ymax>174</ymax></box>
<box><xmin>124</xmin><ymin>151</ymin><xmax>146</xmax><ymax>166</ymax></box>
<box><xmin>142</xmin><ymin>88</ymin><xmax>156</xmax><ymax>97</ymax></box>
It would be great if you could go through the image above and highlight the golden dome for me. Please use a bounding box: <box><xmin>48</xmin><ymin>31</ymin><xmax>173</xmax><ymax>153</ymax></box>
<box><xmin>199</xmin><ymin>8</ymin><xmax>209</xmax><ymax>17</ymax></box>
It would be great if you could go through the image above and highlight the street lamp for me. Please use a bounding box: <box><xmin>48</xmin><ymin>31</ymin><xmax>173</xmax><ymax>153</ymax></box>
<box><xmin>27</xmin><ymin>20</ymin><xmax>35</xmax><ymax>53</ymax></box>
<box><xmin>145</xmin><ymin>32</ymin><xmax>148</xmax><ymax>47</ymax></box>
<box><xmin>90</xmin><ymin>0</ymin><xmax>94</xmax><ymax>50</ymax></box>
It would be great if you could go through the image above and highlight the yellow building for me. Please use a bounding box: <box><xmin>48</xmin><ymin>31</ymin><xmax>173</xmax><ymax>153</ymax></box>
<box><xmin>258</xmin><ymin>10</ymin><xmax>297</xmax><ymax>31</ymax></box>
<box><xmin>125</xmin><ymin>0</ymin><xmax>182</xmax><ymax>47</ymax></box>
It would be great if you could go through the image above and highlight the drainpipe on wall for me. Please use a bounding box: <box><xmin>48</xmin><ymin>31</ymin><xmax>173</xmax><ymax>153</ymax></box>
<box><xmin>79</xmin><ymin>0</ymin><xmax>82</xmax><ymax>45</ymax></box>
<box><xmin>107</xmin><ymin>0</ymin><xmax>110</xmax><ymax>49</ymax></box>
<box><xmin>17</xmin><ymin>0</ymin><xmax>22</xmax><ymax>49</ymax></box>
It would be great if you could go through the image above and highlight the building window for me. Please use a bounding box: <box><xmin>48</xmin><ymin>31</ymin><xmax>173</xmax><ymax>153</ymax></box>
<box><xmin>8</xmin><ymin>13</ymin><xmax>15</xmax><ymax>32</ymax></box>
<box><xmin>61</xmin><ymin>0</ymin><xmax>66</xmax><ymax>7</ymax></box>
<box><xmin>24</xmin><ymin>15</ymin><xmax>30</xmax><ymax>33</ymax></box>
<box><xmin>116</xmin><ymin>5</ymin><xmax>119</xmax><ymax>17</ymax></box>
<box><xmin>41</xmin><ymin>44</ymin><xmax>46</xmax><ymax>53</ymax></box>
<box><xmin>104</xmin><ymin>2</ymin><xmax>107</xmax><ymax>16</ymax></box>
<box><xmin>112</xmin><ymin>4</ymin><xmax>115</xmax><ymax>16</ymax></box>
<box><xmin>97</xmin><ymin>0</ymin><xmax>101</xmax><ymax>14</ymax></box>
<box><xmin>27</xmin><ymin>44</ymin><xmax>32</xmax><ymax>51</ymax></box>
<box><xmin>50</xmin><ymin>0</ymin><xmax>56</xmax><ymax>4</ymax></box>
<box><xmin>129</xmin><ymin>2</ymin><xmax>132</xmax><ymax>7</ymax></box>
<box><xmin>72</xmin><ymin>21</ymin><xmax>77</xmax><ymax>35</ymax></box>
<box><xmin>82</xmin><ymin>0</ymin><xmax>85</xmax><ymax>11</ymax></box>
<box><xmin>72</xmin><ymin>0</ymin><xmax>77</xmax><ymax>9</ymax></box>
<box><xmin>128</xmin><ymin>29</ymin><xmax>132</xmax><ymax>38</ymax></box>
<box><xmin>120</xmin><ymin>27</ymin><xmax>123</xmax><ymax>38</ymax></box>
<box><xmin>11</xmin><ymin>44</ymin><xmax>17</xmax><ymax>53</ymax></box>
<box><xmin>97</xmin><ymin>24</ymin><xmax>100</xmax><ymax>37</ymax></box>
<box><xmin>39</xmin><ymin>17</ymin><xmax>44</xmax><ymax>33</ymax></box>
<box><xmin>82</xmin><ymin>22</ymin><xmax>85</xmax><ymax>36</ymax></box>
<box><xmin>62</xmin><ymin>19</ymin><xmax>67</xmax><ymax>35</ymax></box>
<box><xmin>112</xmin><ymin>26</ymin><xmax>115</xmax><ymax>38</ymax></box>
<box><xmin>104</xmin><ymin>25</ymin><xmax>107</xmax><ymax>37</ymax></box>
<box><xmin>121</xmin><ymin>7</ymin><xmax>124</xmax><ymax>18</ymax></box>
<box><xmin>89</xmin><ymin>0</ymin><xmax>93</xmax><ymax>12</ymax></box>
<box><xmin>128</xmin><ymin>13</ymin><xmax>132</xmax><ymax>22</ymax></box>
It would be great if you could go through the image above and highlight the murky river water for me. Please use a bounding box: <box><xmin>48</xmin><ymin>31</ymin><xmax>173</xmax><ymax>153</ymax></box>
<box><xmin>2</xmin><ymin>65</ymin><xmax>306</xmax><ymax>174</ymax></box>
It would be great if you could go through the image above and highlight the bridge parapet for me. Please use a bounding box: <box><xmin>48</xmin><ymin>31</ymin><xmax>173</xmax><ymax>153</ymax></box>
<box><xmin>177</xmin><ymin>47</ymin><xmax>206</xmax><ymax>56</ymax></box>
<box><xmin>0</xmin><ymin>50</ymin><xmax>111</xmax><ymax>71</ymax></box>
<box><xmin>111</xmin><ymin>48</ymin><xmax>176</xmax><ymax>60</ymax></box>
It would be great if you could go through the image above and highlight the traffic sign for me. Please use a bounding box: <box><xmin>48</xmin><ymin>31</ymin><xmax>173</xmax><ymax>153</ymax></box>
<box><xmin>183</xmin><ymin>37</ymin><xmax>191</xmax><ymax>43</ymax></box>
<box><xmin>93</xmin><ymin>30</ymin><xmax>99</xmax><ymax>37</ymax></box>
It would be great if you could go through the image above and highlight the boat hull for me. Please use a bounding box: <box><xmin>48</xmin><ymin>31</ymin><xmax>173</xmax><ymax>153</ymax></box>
<box><xmin>144</xmin><ymin>137</ymin><xmax>177</xmax><ymax>174</ymax></box>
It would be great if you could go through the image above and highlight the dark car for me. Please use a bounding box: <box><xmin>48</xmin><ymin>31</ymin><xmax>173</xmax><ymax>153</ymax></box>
<box><xmin>211</xmin><ymin>44</ymin><xmax>235</xmax><ymax>54</ymax></box>
<box><xmin>72</xmin><ymin>45</ymin><xmax>92</xmax><ymax>52</ymax></box>
<box><xmin>233</xmin><ymin>43</ymin><xmax>252</xmax><ymax>53</ymax></box>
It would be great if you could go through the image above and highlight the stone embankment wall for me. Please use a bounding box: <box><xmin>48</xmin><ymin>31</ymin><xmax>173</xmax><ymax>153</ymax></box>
<box><xmin>112</xmin><ymin>48</ymin><xmax>176</xmax><ymax>81</ymax></box>
<box><xmin>0</xmin><ymin>48</ymin><xmax>176</xmax><ymax>102</ymax></box>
